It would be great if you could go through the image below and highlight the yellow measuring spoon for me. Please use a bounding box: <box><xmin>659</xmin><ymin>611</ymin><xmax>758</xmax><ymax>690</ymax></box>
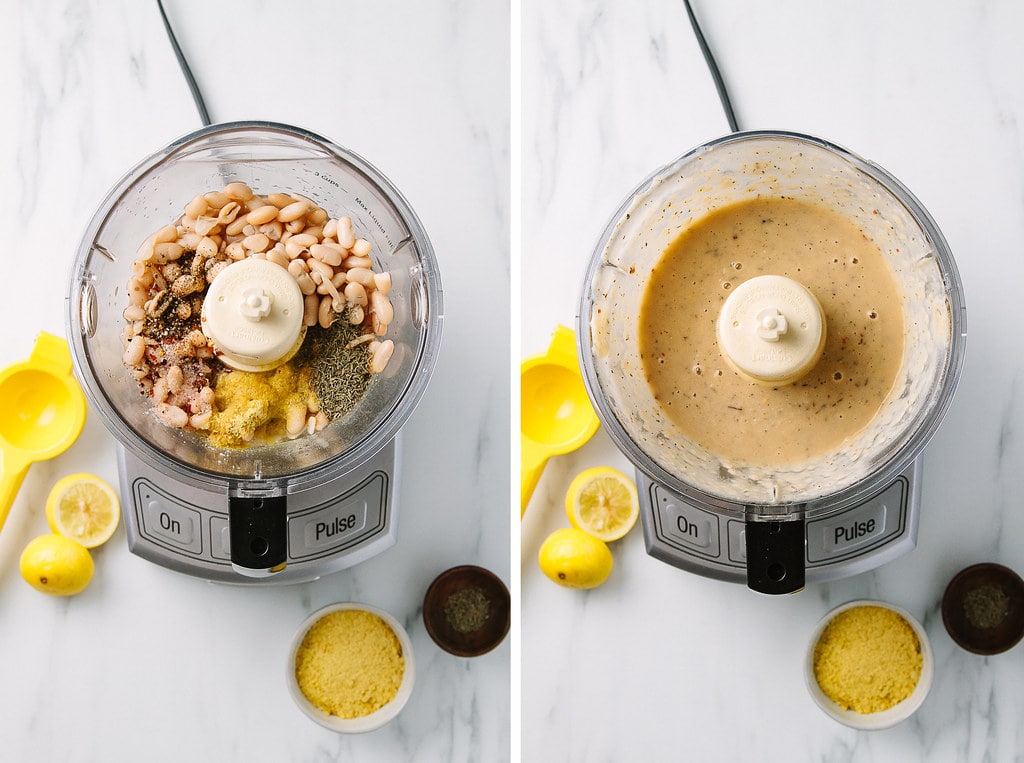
<box><xmin>521</xmin><ymin>325</ymin><xmax>600</xmax><ymax>516</ymax></box>
<box><xmin>0</xmin><ymin>332</ymin><xmax>87</xmax><ymax>533</ymax></box>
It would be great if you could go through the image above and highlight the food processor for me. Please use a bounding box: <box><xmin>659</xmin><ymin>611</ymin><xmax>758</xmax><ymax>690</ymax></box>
<box><xmin>67</xmin><ymin>122</ymin><xmax>443</xmax><ymax>584</ymax></box>
<box><xmin>579</xmin><ymin>131</ymin><xmax>966</xmax><ymax>594</ymax></box>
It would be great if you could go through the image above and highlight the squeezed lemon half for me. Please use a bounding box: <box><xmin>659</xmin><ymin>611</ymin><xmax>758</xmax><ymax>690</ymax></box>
<box><xmin>538</xmin><ymin>527</ymin><xmax>613</xmax><ymax>589</ymax></box>
<box><xmin>565</xmin><ymin>466</ymin><xmax>639</xmax><ymax>542</ymax></box>
<box><xmin>46</xmin><ymin>473</ymin><xmax>120</xmax><ymax>549</ymax></box>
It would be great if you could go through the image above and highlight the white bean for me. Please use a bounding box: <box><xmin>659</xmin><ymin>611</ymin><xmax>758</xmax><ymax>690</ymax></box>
<box><xmin>310</xmin><ymin>243</ymin><xmax>343</xmax><ymax>267</ymax></box>
<box><xmin>369</xmin><ymin>339</ymin><xmax>395</xmax><ymax>373</ymax></box>
<box><xmin>123</xmin><ymin>305</ymin><xmax>146</xmax><ymax>322</ymax></box>
<box><xmin>370</xmin><ymin>289</ymin><xmax>394</xmax><ymax>324</ymax></box>
<box><xmin>286</xmin><ymin>402</ymin><xmax>308</xmax><ymax>436</ymax></box>
<box><xmin>342</xmin><ymin>255</ymin><xmax>373</xmax><ymax>270</ymax></box>
<box><xmin>287</xmin><ymin>259</ymin><xmax>309</xmax><ymax>278</ymax></box>
<box><xmin>184</xmin><ymin>195</ymin><xmax>208</xmax><ymax>219</ymax></box>
<box><xmin>225</xmin><ymin>216</ymin><xmax>248</xmax><ymax>236</ymax></box>
<box><xmin>166</xmin><ymin>365</ymin><xmax>184</xmax><ymax>395</ymax></box>
<box><xmin>295</xmin><ymin>272</ymin><xmax>316</xmax><ymax>296</ymax></box>
<box><xmin>223</xmin><ymin>182</ymin><xmax>254</xmax><ymax>201</ymax></box>
<box><xmin>216</xmin><ymin>201</ymin><xmax>241</xmax><ymax>225</ymax></box>
<box><xmin>266</xmin><ymin>249</ymin><xmax>290</xmax><ymax>270</ymax></box>
<box><xmin>278</xmin><ymin>200</ymin><xmax>310</xmax><ymax>223</ymax></box>
<box><xmin>197</xmin><ymin>236</ymin><xmax>218</xmax><ymax>258</ymax></box>
<box><xmin>258</xmin><ymin>220</ymin><xmax>283</xmax><ymax>241</ymax></box>
<box><xmin>346</xmin><ymin>267</ymin><xmax>375</xmax><ymax>287</ymax></box>
<box><xmin>285</xmin><ymin>238</ymin><xmax>309</xmax><ymax>259</ymax></box>
<box><xmin>303</xmin><ymin>293</ymin><xmax>320</xmax><ymax>327</ymax></box>
<box><xmin>155</xmin><ymin>402</ymin><xmax>189</xmax><ymax>428</ymax></box>
<box><xmin>352</xmin><ymin>238</ymin><xmax>372</xmax><ymax>257</ymax></box>
<box><xmin>198</xmin><ymin>385</ymin><xmax>216</xmax><ymax>407</ymax></box>
<box><xmin>373</xmin><ymin>272</ymin><xmax>392</xmax><ymax>295</ymax></box>
<box><xmin>155</xmin><ymin>225</ymin><xmax>179</xmax><ymax>244</ymax></box>
<box><xmin>178</xmin><ymin>232</ymin><xmax>202</xmax><ymax>250</ymax></box>
<box><xmin>153</xmin><ymin>243</ymin><xmax>184</xmax><ymax>263</ymax></box>
<box><xmin>127</xmin><ymin>279</ymin><xmax>148</xmax><ymax>308</ymax></box>
<box><xmin>194</xmin><ymin>217</ymin><xmax>220</xmax><ymax>236</ymax></box>
<box><xmin>124</xmin><ymin>335</ymin><xmax>146</xmax><ymax>366</ymax></box>
<box><xmin>336</xmin><ymin>217</ymin><xmax>355</xmax><ymax>249</ymax></box>
<box><xmin>246</xmin><ymin>205</ymin><xmax>279</xmax><ymax>225</ymax></box>
<box><xmin>307</xmin><ymin>258</ymin><xmax>335</xmax><ymax>284</ymax></box>
<box><xmin>344</xmin><ymin>281</ymin><xmax>368</xmax><ymax>306</ymax></box>
<box><xmin>242</xmin><ymin>233</ymin><xmax>271</xmax><ymax>252</ymax></box>
<box><xmin>152</xmin><ymin>377</ymin><xmax>169</xmax><ymax>403</ymax></box>
<box><xmin>318</xmin><ymin>296</ymin><xmax>335</xmax><ymax>329</ymax></box>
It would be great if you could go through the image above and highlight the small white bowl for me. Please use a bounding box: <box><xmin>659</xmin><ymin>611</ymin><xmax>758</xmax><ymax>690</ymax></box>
<box><xmin>287</xmin><ymin>602</ymin><xmax>415</xmax><ymax>733</ymax></box>
<box><xmin>805</xmin><ymin>599</ymin><xmax>933</xmax><ymax>730</ymax></box>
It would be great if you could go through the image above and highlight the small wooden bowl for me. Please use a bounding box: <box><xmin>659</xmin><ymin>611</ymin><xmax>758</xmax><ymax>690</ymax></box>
<box><xmin>942</xmin><ymin>563</ymin><xmax>1024</xmax><ymax>655</ymax></box>
<box><xmin>423</xmin><ymin>565</ymin><xmax>510</xmax><ymax>657</ymax></box>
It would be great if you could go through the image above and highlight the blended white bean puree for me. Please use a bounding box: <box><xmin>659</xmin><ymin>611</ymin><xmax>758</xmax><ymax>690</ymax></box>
<box><xmin>639</xmin><ymin>196</ymin><xmax>904</xmax><ymax>467</ymax></box>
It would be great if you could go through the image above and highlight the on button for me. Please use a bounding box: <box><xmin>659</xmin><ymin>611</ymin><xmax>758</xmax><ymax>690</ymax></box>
<box><xmin>140</xmin><ymin>498</ymin><xmax>202</xmax><ymax>554</ymax></box>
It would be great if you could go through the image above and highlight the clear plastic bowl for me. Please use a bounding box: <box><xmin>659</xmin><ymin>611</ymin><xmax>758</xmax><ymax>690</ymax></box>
<box><xmin>67</xmin><ymin>121</ymin><xmax>443</xmax><ymax>488</ymax></box>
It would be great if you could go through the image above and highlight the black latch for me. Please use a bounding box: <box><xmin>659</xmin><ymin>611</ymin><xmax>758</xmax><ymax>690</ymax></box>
<box><xmin>229</xmin><ymin>494</ymin><xmax>288</xmax><ymax>575</ymax></box>
<box><xmin>745</xmin><ymin>518</ymin><xmax>805</xmax><ymax>594</ymax></box>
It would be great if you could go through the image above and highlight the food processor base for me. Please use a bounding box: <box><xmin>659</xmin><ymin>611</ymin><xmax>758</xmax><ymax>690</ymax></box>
<box><xmin>638</xmin><ymin>458</ymin><xmax>921</xmax><ymax>590</ymax></box>
<box><xmin>116</xmin><ymin>437</ymin><xmax>401</xmax><ymax>584</ymax></box>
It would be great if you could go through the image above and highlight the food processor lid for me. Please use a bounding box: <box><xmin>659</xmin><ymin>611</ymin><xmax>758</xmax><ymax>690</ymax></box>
<box><xmin>201</xmin><ymin>258</ymin><xmax>306</xmax><ymax>372</ymax></box>
<box><xmin>716</xmin><ymin>275</ymin><xmax>826</xmax><ymax>385</ymax></box>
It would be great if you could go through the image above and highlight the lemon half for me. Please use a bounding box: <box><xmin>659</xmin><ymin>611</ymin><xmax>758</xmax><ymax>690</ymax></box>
<box><xmin>565</xmin><ymin>466</ymin><xmax>639</xmax><ymax>542</ymax></box>
<box><xmin>46</xmin><ymin>473</ymin><xmax>121</xmax><ymax>549</ymax></box>
<box><xmin>19</xmin><ymin>533</ymin><xmax>94</xmax><ymax>596</ymax></box>
<box><xmin>538</xmin><ymin>527</ymin><xmax>613</xmax><ymax>589</ymax></box>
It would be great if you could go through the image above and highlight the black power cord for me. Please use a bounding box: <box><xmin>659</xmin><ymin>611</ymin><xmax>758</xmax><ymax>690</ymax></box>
<box><xmin>683</xmin><ymin>0</ymin><xmax>739</xmax><ymax>133</ymax></box>
<box><xmin>156</xmin><ymin>0</ymin><xmax>212</xmax><ymax>126</ymax></box>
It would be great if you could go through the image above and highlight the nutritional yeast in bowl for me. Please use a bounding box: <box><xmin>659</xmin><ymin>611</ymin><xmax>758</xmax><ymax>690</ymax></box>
<box><xmin>294</xmin><ymin>608</ymin><xmax>405</xmax><ymax>719</ymax></box>
<box><xmin>812</xmin><ymin>604</ymin><xmax>922</xmax><ymax>713</ymax></box>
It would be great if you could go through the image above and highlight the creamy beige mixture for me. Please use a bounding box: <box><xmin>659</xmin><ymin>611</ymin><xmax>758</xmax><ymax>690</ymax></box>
<box><xmin>639</xmin><ymin>197</ymin><xmax>905</xmax><ymax>466</ymax></box>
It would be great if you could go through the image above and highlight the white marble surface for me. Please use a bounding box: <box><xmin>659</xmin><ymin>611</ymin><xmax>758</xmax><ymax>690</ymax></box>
<box><xmin>0</xmin><ymin>1</ymin><xmax>509</xmax><ymax>761</ymax></box>
<box><xmin>522</xmin><ymin>1</ymin><xmax>1024</xmax><ymax>761</ymax></box>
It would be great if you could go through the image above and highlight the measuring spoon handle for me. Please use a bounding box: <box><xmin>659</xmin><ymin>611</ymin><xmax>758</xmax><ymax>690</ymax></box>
<box><xmin>521</xmin><ymin>438</ymin><xmax>550</xmax><ymax>517</ymax></box>
<box><xmin>0</xmin><ymin>449</ymin><xmax>32</xmax><ymax>534</ymax></box>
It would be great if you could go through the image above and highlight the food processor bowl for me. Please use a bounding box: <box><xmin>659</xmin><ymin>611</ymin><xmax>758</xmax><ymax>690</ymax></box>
<box><xmin>579</xmin><ymin>131</ymin><xmax>966</xmax><ymax>591</ymax></box>
<box><xmin>66</xmin><ymin>122</ymin><xmax>443</xmax><ymax>578</ymax></box>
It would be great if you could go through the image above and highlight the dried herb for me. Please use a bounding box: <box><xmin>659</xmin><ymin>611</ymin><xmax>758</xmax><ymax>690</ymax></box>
<box><xmin>963</xmin><ymin>584</ymin><xmax>1010</xmax><ymax>629</ymax></box>
<box><xmin>299</xmin><ymin>321</ymin><xmax>371</xmax><ymax>420</ymax></box>
<box><xmin>444</xmin><ymin>587</ymin><xmax>491</xmax><ymax>633</ymax></box>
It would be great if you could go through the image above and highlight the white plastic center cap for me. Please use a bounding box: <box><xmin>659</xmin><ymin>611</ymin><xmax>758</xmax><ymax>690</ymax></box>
<box><xmin>716</xmin><ymin>274</ymin><xmax>826</xmax><ymax>384</ymax></box>
<box><xmin>202</xmin><ymin>258</ymin><xmax>305</xmax><ymax>372</ymax></box>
